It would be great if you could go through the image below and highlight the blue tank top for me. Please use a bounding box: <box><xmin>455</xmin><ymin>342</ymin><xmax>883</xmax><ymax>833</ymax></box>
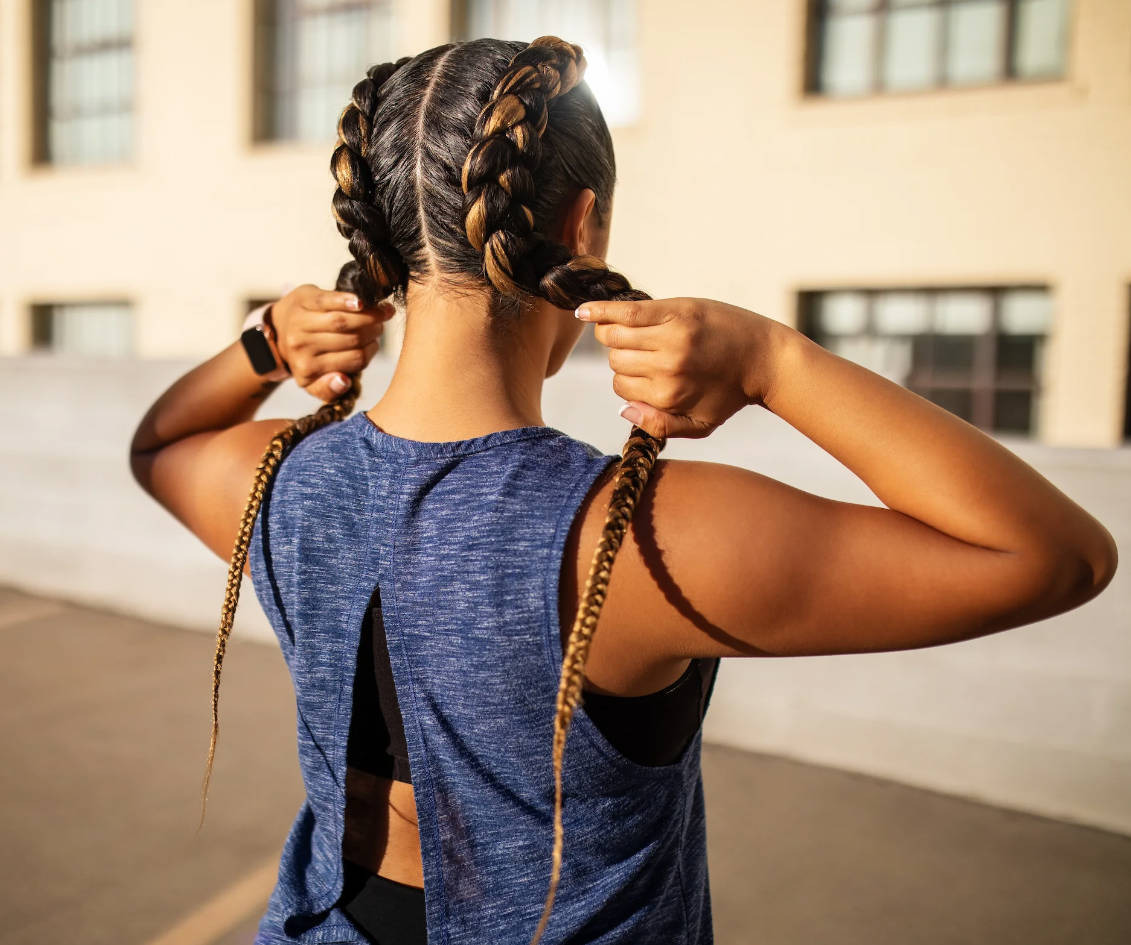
<box><xmin>246</xmin><ymin>410</ymin><xmax>714</xmax><ymax>944</ymax></box>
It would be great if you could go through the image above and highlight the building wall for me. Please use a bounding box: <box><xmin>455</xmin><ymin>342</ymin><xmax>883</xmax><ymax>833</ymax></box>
<box><xmin>611</xmin><ymin>0</ymin><xmax>1131</xmax><ymax>448</ymax></box>
<box><xmin>1</xmin><ymin>0</ymin><xmax>1129</xmax><ymax>443</ymax></box>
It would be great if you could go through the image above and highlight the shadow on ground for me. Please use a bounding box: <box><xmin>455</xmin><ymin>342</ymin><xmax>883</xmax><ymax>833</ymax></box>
<box><xmin>2</xmin><ymin>585</ymin><xmax>1129</xmax><ymax>945</ymax></box>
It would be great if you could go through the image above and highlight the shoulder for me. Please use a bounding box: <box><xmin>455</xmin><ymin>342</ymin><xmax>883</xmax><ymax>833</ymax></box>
<box><xmin>269</xmin><ymin>414</ymin><xmax>365</xmax><ymax>495</ymax></box>
<box><xmin>562</xmin><ymin>455</ymin><xmax>788</xmax><ymax>681</ymax></box>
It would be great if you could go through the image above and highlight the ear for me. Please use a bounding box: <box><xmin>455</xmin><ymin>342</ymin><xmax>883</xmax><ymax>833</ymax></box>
<box><xmin>556</xmin><ymin>188</ymin><xmax>599</xmax><ymax>257</ymax></box>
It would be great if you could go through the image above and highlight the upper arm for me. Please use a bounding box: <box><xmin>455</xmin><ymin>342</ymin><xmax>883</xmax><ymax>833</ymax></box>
<box><xmin>587</xmin><ymin>458</ymin><xmax>1096</xmax><ymax>660</ymax></box>
<box><xmin>130</xmin><ymin>419</ymin><xmax>295</xmax><ymax>578</ymax></box>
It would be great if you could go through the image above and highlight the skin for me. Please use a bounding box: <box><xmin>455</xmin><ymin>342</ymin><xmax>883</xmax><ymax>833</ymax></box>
<box><xmin>130</xmin><ymin>187</ymin><xmax>1118</xmax><ymax>893</ymax></box>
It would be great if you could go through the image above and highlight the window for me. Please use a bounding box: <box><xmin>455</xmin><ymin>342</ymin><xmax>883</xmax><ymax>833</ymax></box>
<box><xmin>32</xmin><ymin>0</ymin><xmax>135</xmax><ymax>164</ymax></box>
<box><xmin>253</xmin><ymin>0</ymin><xmax>397</xmax><ymax>143</ymax></box>
<box><xmin>807</xmin><ymin>0</ymin><xmax>1070</xmax><ymax>97</ymax></box>
<box><xmin>455</xmin><ymin>0</ymin><xmax>640</xmax><ymax>126</ymax></box>
<box><xmin>800</xmin><ymin>286</ymin><xmax>1051</xmax><ymax>435</ymax></box>
<box><xmin>30</xmin><ymin>301</ymin><xmax>133</xmax><ymax>356</ymax></box>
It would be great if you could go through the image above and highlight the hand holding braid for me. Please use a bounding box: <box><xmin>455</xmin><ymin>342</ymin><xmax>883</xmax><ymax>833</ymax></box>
<box><xmin>198</xmin><ymin>58</ymin><xmax>409</xmax><ymax>834</ymax></box>
<box><xmin>461</xmin><ymin>36</ymin><xmax>671</xmax><ymax>945</ymax></box>
<box><xmin>332</xmin><ymin>57</ymin><xmax>412</xmax><ymax>309</ymax></box>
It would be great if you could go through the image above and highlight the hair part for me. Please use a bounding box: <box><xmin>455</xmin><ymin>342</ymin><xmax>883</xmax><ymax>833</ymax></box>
<box><xmin>201</xmin><ymin>36</ymin><xmax>666</xmax><ymax>945</ymax></box>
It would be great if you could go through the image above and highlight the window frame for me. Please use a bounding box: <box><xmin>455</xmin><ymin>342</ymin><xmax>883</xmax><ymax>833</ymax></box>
<box><xmin>797</xmin><ymin>285</ymin><xmax>1051</xmax><ymax>436</ymax></box>
<box><xmin>28</xmin><ymin>299</ymin><xmax>135</xmax><ymax>357</ymax></box>
<box><xmin>30</xmin><ymin>0</ymin><xmax>136</xmax><ymax>166</ymax></box>
<box><xmin>251</xmin><ymin>0</ymin><xmax>396</xmax><ymax>145</ymax></box>
<box><xmin>803</xmin><ymin>0</ymin><xmax>1069</xmax><ymax>99</ymax></box>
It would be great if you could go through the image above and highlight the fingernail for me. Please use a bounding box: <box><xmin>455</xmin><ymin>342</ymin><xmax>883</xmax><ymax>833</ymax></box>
<box><xmin>346</xmin><ymin>295</ymin><xmax>361</xmax><ymax>310</ymax></box>
<box><xmin>330</xmin><ymin>375</ymin><xmax>350</xmax><ymax>393</ymax></box>
<box><xmin>619</xmin><ymin>403</ymin><xmax>642</xmax><ymax>424</ymax></box>
<box><xmin>575</xmin><ymin>306</ymin><xmax>590</xmax><ymax>320</ymax></box>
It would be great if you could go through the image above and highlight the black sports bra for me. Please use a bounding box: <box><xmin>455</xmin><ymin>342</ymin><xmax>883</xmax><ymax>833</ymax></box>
<box><xmin>339</xmin><ymin>584</ymin><xmax>719</xmax><ymax>943</ymax></box>
<box><xmin>346</xmin><ymin>585</ymin><xmax>721</xmax><ymax>780</ymax></box>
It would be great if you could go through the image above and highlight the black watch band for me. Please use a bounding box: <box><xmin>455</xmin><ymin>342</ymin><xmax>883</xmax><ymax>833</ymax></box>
<box><xmin>240</xmin><ymin>325</ymin><xmax>283</xmax><ymax>376</ymax></box>
<box><xmin>240</xmin><ymin>303</ymin><xmax>290</xmax><ymax>380</ymax></box>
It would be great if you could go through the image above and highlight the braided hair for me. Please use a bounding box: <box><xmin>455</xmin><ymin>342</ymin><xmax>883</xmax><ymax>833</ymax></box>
<box><xmin>198</xmin><ymin>58</ymin><xmax>408</xmax><ymax>830</ymax></box>
<box><xmin>200</xmin><ymin>36</ymin><xmax>666</xmax><ymax>945</ymax></box>
<box><xmin>459</xmin><ymin>37</ymin><xmax>665</xmax><ymax>943</ymax></box>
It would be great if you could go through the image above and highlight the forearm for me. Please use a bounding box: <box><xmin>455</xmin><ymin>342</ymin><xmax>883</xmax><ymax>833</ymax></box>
<box><xmin>763</xmin><ymin>328</ymin><xmax>1117</xmax><ymax>584</ymax></box>
<box><xmin>130</xmin><ymin>340</ymin><xmax>282</xmax><ymax>454</ymax></box>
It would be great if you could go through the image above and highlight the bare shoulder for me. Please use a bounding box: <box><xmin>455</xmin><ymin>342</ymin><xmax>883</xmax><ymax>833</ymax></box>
<box><xmin>563</xmin><ymin>454</ymin><xmax>1072</xmax><ymax>671</ymax></box>
<box><xmin>562</xmin><ymin>457</ymin><xmax>783</xmax><ymax>691</ymax></box>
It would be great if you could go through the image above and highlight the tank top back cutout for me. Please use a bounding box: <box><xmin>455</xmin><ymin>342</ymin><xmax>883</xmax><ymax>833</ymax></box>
<box><xmin>341</xmin><ymin>588</ymin><xmax>718</xmax><ymax>943</ymax></box>
<box><xmin>247</xmin><ymin>411</ymin><xmax>719</xmax><ymax>945</ymax></box>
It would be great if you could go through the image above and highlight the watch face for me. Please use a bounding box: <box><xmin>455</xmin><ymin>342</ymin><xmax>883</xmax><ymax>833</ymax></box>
<box><xmin>241</xmin><ymin>326</ymin><xmax>279</xmax><ymax>375</ymax></box>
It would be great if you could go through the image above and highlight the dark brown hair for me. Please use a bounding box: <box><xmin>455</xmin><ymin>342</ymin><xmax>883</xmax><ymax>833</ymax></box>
<box><xmin>200</xmin><ymin>36</ymin><xmax>665</xmax><ymax>943</ymax></box>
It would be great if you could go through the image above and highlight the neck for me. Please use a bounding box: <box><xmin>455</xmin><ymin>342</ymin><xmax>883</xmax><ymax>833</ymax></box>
<box><xmin>365</xmin><ymin>278</ymin><xmax>557</xmax><ymax>441</ymax></box>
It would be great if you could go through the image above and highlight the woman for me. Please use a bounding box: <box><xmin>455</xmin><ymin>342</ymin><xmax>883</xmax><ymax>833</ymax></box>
<box><xmin>129</xmin><ymin>36</ymin><xmax>1117</xmax><ymax>945</ymax></box>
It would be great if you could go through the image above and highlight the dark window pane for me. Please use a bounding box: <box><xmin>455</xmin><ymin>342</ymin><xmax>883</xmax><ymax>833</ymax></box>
<box><xmin>931</xmin><ymin>335</ymin><xmax>977</xmax><ymax>371</ymax></box>
<box><xmin>924</xmin><ymin>387</ymin><xmax>975</xmax><ymax>423</ymax></box>
<box><xmin>996</xmin><ymin>335</ymin><xmax>1038</xmax><ymax>373</ymax></box>
<box><xmin>911</xmin><ymin>334</ymin><xmax>934</xmax><ymax>373</ymax></box>
<box><xmin>31</xmin><ymin>307</ymin><xmax>53</xmax><ymax>347</ymax></box>
<box><xmin>994</xmin><ymin>390</ymin><xmax>1035</xmax><ymax>433</ymax></box>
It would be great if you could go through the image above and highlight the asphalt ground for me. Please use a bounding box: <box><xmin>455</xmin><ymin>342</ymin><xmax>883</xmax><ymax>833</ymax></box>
<box><xmin>3</xmin><ymin>585</ymin><xmax>1129</xmax><ymax>945</ymax></box>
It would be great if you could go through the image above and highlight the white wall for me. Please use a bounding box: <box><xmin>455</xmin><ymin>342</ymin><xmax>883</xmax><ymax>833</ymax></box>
<box><xmin>1</xmin><ymin>353</ymin><xmax>1127</xmax><ymax>835</ymax></box>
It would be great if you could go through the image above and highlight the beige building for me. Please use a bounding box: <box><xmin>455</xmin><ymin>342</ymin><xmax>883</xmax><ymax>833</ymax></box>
<box><xmin>1</xmin><ymin>0</ymin><xmax>1128</xmax><ymax>446</ymax></box>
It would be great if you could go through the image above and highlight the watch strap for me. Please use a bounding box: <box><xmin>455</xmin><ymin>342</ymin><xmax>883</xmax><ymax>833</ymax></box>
<box><xmin>241</xmin><ymin>303</ymin><xmax>291</xmax><ymax>381</ymax></box>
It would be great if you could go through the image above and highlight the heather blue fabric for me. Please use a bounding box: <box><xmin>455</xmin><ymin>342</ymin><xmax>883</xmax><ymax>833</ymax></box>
<box><xmin>247</xmin><ymin>410</ymin><xmax>714</xmax><ymax>944</ymax></box>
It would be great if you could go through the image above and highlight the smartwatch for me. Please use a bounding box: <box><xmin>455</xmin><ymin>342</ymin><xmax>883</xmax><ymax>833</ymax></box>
<box><xmin>240</xmin><ymin>303</ymin><xmax>291</xmax><ymax>381</ymax></box>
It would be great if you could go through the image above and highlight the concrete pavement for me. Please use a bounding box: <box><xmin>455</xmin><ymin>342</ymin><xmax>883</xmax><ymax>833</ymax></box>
<box><xmin>2</xmin><ymin>585</ymin><xmax>1129</xmax><ymax>945</ymax></box>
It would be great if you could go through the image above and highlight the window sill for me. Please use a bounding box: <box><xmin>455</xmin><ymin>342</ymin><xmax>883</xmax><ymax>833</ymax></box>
<box><xmin>791</xmin><ymin>75</ymin><xmax>1085</xmax><ymax>123</ymax></box>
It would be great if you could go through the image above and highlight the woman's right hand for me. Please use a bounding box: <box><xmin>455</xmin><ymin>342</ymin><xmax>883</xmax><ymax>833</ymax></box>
<box><xmin>575</xmin><ymin>297</ymin><xmax>797</xmax><ymax>439</ymax></box>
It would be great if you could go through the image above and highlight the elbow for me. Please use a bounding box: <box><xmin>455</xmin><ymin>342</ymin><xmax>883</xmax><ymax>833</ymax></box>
<box><xmin>1086</xmin><ymin>524</ymin><xmax>1119</xmax><ymax>596</ymax></box>
<box><xmin>128</xmin><ymin>450</ymin><xmax>148</xmax><ymax>494</ymax></box>
<box><xmin>128</xmin><ymin>409</ymin><xmax>160</xmax><ymax>493</ymax></box>
<box><xmin>128</xmin><ymin>439</ymin><xmax>157</xmax><ymax>496</ymax></box>
<box><xmin>1032</xmin><ymin>528</ymin><xmax>1119</xmax><ymax>612</ymax></box>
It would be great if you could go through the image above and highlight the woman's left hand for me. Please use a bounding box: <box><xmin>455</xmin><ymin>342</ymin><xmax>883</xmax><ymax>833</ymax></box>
<box><xmin>269</xmin><ymin>283</ymin><xmax>397</xmax><ymax>402</ymax></box>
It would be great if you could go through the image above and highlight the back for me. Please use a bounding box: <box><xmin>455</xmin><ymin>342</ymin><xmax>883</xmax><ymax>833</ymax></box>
<box><xmin>248</xmin><ymin>410</ymin><xmax>714</xmax><ymax>945</ymax></box>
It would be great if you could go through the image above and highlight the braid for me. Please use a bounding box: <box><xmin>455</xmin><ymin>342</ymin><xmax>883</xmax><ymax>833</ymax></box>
<box><xmin>461</xmin><ymin>36</ymin><xmax>668</xmax><ymax>944</ymax></box>
<box><xmin>461</xmin><ymin>37</ymin><xmax>585</xmax><ymax>299</ymax></box>
<box><xmin>332</xmin><ymin>57</ymin><xmax>413</xmax><ymax>308</ymax></box>
<box><xmin>197</xmin><ymin>59</ymin><xmax>408</xmax><ymax>834</ymax></box>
